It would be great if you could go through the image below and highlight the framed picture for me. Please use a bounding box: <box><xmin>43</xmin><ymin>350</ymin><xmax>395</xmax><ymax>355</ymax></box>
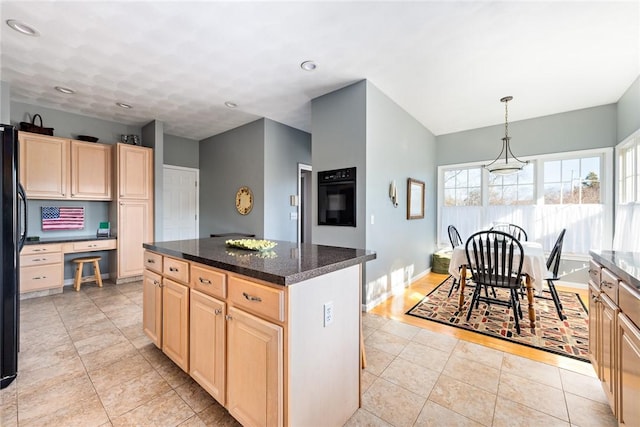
<box><xmin>407</xmin><ymin>178</ymin><xmax>425</xmax><ymax>220</ymax></box>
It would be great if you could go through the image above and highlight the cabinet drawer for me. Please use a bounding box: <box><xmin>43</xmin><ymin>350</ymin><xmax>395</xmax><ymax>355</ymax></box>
<box><xmin>20</xmin><ymin>264</ymin><xmax>63</xmax><ymax>293</ymax></box>
<box><xmin>144</xmin><ymin>251</ymin><xmax>163</xmax><ymax>274</ymax></box>
<box><xmin>588</xmin><ymin>260</ymin><xmax>602</xmax><ymax>287</ymax></box>
<box><xmin>163</xmin><ymin>256</ymin><xmax>190</xmax><ymax>285</ymax></box>
<box><xmin>21</xmin><ymin>244</ymin><xmax>62</xmax><ymax>255</ymax></box>
<box><xmin>228</xmin><ymin>276</ymin><xmax>285</xmax><ymax>323</ymax></box>
<box><xmin>20</xmin><ymin>252</ymin><xmax>63</xmax><ymax>267</ymax></box>
<box><xmin>620</xmin><ymin>281</ymin><xmax>640</xmax><ymax>328</ymax></box>
<box><xmin>191</xmin><ymin>264</ymin><xmax>226</xmax><ymax>299</ymax></box>
<box><xmin>601</xmin><ymin>269</ymin><xmax>619</xmax><ymax>304</ymax></box>
<box><xmin>72</xmin><ymin>239</ymin><xmax>115</xmax><ymax>252</ymax></box>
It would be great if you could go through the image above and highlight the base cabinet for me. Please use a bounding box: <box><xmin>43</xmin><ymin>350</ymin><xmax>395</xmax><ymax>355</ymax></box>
<box><xmin>600</xmin><ymin>293</ymin><xmax>619</xmax><ymax>411</ymax></box>
<box><xmin>618</xmin><ymin>313</ymin><xmax>640</xmax><ymax>426</ymax></box>
<box><xmin>143</xmin><ymin>270</ymin><xmax>162</xmax><ymax>348</ymax></box>
<box><xmin>162</xmin><ymin>278</ymin><xmax>190</xmax><ymax>372</ymax></box>
<box><xmin>227</xmin><ymin>306</ymin><xmax>283</xmax><ymax>427</ymax></box>
<box><xmin>190</xmin><ymin>289</ymin><xmax>226</xmax><ymax>405</ymax></box>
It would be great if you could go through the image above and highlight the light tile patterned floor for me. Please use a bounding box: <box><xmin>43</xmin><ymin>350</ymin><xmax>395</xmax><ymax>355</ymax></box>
<box><xmin>0</xmin><ymin>280</ymin><xmax>617</xmax><ymax>426</ymax></box>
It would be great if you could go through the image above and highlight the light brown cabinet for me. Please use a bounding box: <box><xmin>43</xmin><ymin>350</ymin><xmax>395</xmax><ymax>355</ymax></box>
<box><xmin>589</xmin><ymin>256</ymin><xmax>640</xmax><ymax>424</ymax></box>
<box><xmin>20</xmin><ymin>243</ymin><xmax>64</xmax><ymax>293</ymax></box>
<box><xmin>18</xmin><ymin>132</ymin><xmax>112</xmax><ymax>200</ymax></box>
<box><xmin>110</xmin><ymin>143</ymin><xmax>153</xmax><ymax>282</ymax></box>
<box><xmin>190</xmin><ymin>289</ymin><xmax>226</xmax><ymax>405</ymax></box>
<box><xmin>162</xmin><ymin>277</ymin><xmax>190</xmax><ymax>372</ymax></box>
<box><xmin>19</xmin><ymin>133</ymin><xmax>68</xmax><ymax>199</ymax></box>
<box><xmin>70</xmin><ymin>140</ymin><xmax>112</xmax><ymax>199</ymax></box>
<box><xmin>143</xmin><ymin>269</ymin><xmax>162</xmax><ymax>348</ymax></box>
<box><xmin>227</xmin><ymin>305</ymin><xmax>283</xmax><ymax>427</ymax></box>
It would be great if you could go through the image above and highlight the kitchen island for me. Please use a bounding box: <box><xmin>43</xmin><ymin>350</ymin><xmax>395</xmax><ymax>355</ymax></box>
<box><xmin>142</xmin><ymin>237</ymin><xmax>376</xmax><ymax>427</ymax></box>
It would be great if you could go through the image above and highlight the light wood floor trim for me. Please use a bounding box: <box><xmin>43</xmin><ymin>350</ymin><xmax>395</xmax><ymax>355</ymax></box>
<box><xmin>368</xmin><ymin>272</ymin><xmax>594</xmax><ymax>376</ymax></box>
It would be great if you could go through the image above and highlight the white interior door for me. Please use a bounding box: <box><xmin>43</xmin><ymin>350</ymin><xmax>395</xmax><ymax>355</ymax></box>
<box><xmin>163</xmin><ymin>165</ymin><xmax>199</xmax><ymax>241</ymax></box>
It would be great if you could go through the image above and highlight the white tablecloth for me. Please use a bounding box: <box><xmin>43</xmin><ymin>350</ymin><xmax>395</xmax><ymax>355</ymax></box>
<box><xmin>448</xmin><ymin>241</ymin><xmax>550</xmax><ymax>294</ymax></box>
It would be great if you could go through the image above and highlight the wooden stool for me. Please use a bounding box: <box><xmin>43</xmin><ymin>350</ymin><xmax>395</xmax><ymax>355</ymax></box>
<box><xmin>72</xmin><ymin>256</ymin><xmax>103</xmax><ymax>291</ymax></box>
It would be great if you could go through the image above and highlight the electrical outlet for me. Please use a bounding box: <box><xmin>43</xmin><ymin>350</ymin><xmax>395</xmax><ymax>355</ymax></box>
<box><xmin>323</xmin><ymin>302</ymin><xmax>334</xmax><ymax>327</ymax></box>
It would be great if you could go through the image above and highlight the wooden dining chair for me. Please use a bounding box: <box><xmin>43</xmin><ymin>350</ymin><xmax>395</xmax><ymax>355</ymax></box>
<box><xmin>447</xmin><ymin>225</ymin><xmax>463</xmax><ymax>297</ymax></box>
<box><xmin>490</xmin><ymin>223</ymin><xmax>528</xmax><ymax>241</ymax></box>
<box><xmin>537</xmin><ymin>229</ymin><xmax>567</xmax><ymax>320</ymax></box>
<box><xmin>464</xmin><ymin>230</ymin><xmax>526</xmax><ymax>334</ymax></box>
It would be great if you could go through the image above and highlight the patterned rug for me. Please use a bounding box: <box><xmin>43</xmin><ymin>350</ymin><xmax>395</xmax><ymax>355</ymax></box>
<box><xmin>406</xmin><ymin>276</ymin><xmax>590</xmax><ymax>362</ymax></box>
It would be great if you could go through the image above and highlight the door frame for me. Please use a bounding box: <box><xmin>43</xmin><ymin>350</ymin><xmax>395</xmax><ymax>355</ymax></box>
<box><xmin>162</xmin><ymin>164</ymin><xmax>200</xmax><ymax>240</ymax></box>
<box><xmin>297</xmin><ymin>163</ymin><xmax>312</xmax><ymax>244</ymax></box>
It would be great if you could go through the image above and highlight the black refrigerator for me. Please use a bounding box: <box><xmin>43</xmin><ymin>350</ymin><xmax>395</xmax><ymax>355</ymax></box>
<box><xmin>1</xmin><ymin>124</ymin><xmax>27</xmax><ymax>389</ymax></box>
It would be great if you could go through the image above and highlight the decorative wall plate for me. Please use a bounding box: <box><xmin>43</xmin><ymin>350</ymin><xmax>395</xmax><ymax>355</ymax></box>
<box><xmin>235</xmin><ymin>186</ymin><xmax>253</xmax><ymax>215</ymax></box>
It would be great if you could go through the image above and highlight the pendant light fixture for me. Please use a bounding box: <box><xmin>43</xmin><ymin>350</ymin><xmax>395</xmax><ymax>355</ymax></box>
<box><xmin>484</xmin><ymin>96</ymin><xmax>529</xmax><ymax>175</ymax></box>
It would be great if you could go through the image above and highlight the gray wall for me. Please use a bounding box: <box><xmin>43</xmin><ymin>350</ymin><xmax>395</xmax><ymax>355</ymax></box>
<box><xmin>142</xmin><ymin>120</ymin><xmax>163</xmax><ymax>241</ymax></box>
<box><xmin>164</xmin><ymin>134</ymin><xmax>199</xmax><ymax>168</ymax></box>
<box><xmin>263</xmin><ymin>119</ymin><xmax>311</xmax><ymax>242</ymax></box>
<box><xmin>437</xmin><ymin>104</ymin><xmax>618</xmax><ymax>166</ymax></box>
<box><xmin>365</xmin><ymin>81</ymin><xmax>437</xmax><ymax>306</ymax></box>
<box><xmin>11</xmin><ymin>101</ymin><xmax>140</xmax><ymax>142</ymax></box>
<box><xmin>617</xmin><ymin>75</ymin><xmax>640</xmax><ymax>142</ymax></box>
<box><xmin>199</xmin><ymin>119</ymin><xmax>265</xmax><ymax>237</ymax></box>
<box><xmin>311</xmin><ymin>81</ymin><xmax>367</xmax><ymax>249</ymax></box>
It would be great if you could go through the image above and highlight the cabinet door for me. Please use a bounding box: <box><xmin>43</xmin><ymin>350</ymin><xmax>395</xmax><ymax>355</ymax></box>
<box><xmin>618</xmin><ymin>314</ymin><xmax>640</xmax><ymax>426</ymax></box>
<box><xmin>70</xmin><ymin>140</ymin><xmax>112</xmax><ymax>200</ymax></box>
<box><xmin>601</xmin><ymin>293</ymin><xmax>619</xmax><ymax>413</ymax></box>
<box><xmin>162</xmin><ymin>278</ymin><xmax>190</xmax><ymax>372</ymax></box>
<box><xmin>117</xmin><ymin>143</ymin><xmax>152</xmax><ymax>200</ymax></box>
<box><xmin>227</xmin><ymin>306</ymin><xmax>283</xmax><ymax>427</ymax></box>
<box><xmin>143</xmin><ymin>270</ymin><xmax>163</xmax><ymax>348</ymax></box>
<box><xmin>190</xmin><ymin>290</ymin><xmax>226</xmax><ymax>405</ymax></box>
<box><xmin>117</xmin><ymin>201</ymin><xmax>152</xmax><ymax>278</ymax></box>
<box><xmin>588</xmin><ymin>283</ymin><xmax>601</xmax><ymax>377</ymax></box>
<box><xmin>19</xmin><ymin>133</ymin><xmax>69</xmax><ymax>199</ymax></box>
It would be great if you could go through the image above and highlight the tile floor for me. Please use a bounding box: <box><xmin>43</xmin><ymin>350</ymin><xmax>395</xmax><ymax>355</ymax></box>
<box><xmin>0</xmin><ymin>280</ymin><xmax>617</xmax><ymax>427</ymax></box>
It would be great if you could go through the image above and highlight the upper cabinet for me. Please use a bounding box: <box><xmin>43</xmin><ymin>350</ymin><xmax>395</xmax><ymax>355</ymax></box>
<box><xmin>117</xmin><ymin>143</ymin><xmax>152</xmax><ymax>200</ymax></box>
<box><xmin>19</xmin><ymin>132</ymin><xmax>69</xmax><ymax>199</ymax></box>
<box><xmin>19</xmin><ymin>132</ymin><xmax>112</xmax><ymax>201</ymax></box>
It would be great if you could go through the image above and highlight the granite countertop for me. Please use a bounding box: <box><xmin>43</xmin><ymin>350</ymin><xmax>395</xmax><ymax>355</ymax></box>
<box><xmin>590</xmin><ymin>250</ymin><xmax>640</xmax><ymax>290</ymax></box>
<box><xmin>24</xmin><ymin>235</ymin><xmax>116</xmax><ymax>245</ymax></box>
<box><xmin>143</xmin><ymin>237</ymin><xmax>376</xmax><ymax>286</ymax></box>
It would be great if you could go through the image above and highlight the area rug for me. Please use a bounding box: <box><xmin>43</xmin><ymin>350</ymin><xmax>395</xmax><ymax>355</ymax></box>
<box><xmin>406</xmin><ymin>276</ymin><xmax>590</xmax><ymax>362</ymax></box>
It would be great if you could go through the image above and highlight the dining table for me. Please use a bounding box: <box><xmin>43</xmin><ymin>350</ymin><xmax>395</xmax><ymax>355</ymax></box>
<box><xmin>447</xmin><ymin>241</ymin><xmax>550</xmax><ymax>329</ymax></box>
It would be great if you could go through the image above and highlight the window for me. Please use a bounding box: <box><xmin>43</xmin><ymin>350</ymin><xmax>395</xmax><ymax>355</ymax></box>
<box><xmin>438</xmin><ymin>148</ymin><xmax>612</xmax><ymax>256</ymax></box>
<box><xmin>488</xmin><ymin>163</ymin><xmax>534</xmax><ymax>205</ymax></box>
<box><xmin>613</xmin><ymin>131</ymin><xmax>640</xmax><ymax>252</ymax></box>
<box><xmin>618</xmin><ymin>138</ymin><xmax>639</xmax><ymax>203</ymax></box>
<box><xmin>443</xmin><ymin>167</ymin><xmax>481</xmax><ymax>206</ymax></box>
<box><xmin>543</xmin><ymin>157</ymin><xmax>601</xmax><ymax>204</ymax></box>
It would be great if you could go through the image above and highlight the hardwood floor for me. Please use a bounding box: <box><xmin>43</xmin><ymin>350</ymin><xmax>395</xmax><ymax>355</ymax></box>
<box><xmin>369</xmin><ymin>272</ymin><xmax>594</xmax><ymax>376</ymax></box>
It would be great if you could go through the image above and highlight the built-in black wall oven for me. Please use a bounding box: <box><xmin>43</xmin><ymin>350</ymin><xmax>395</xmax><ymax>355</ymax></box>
<box><xmin>318</xmin><ymin>167</ymin><xmax>356</xmax><ymax>227</ymax></box>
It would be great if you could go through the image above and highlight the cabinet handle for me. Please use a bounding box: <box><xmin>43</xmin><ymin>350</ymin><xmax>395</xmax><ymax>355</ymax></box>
<box><xmin>199</xmin><ymin>277</ymin><xmax>211</xmax><ymax>285</ymax></box>
<box><xmin>32</xmin><ymin>249</ymin><xmax>44</xmax><ymax>252</ymax></box>
<box><xmin>225</xmin><ymin>315</ymin><xmax>232</xmax><ymax>321</ymax></box>
<box><xmin>242</xmin><ymin>292</ymin><xmax>262</xmax><ymax>302</ymax></box>
<box><xmin>153</xmin><ymin>279</ymin><xmax>160</xmax><ymax>286</ymax></box>
<box><xmin>169</xmin><ymin>267</ymin><xmax>179</xmax><ymax>272</ymax></box>
<box><xmin>601</xmin><ymin>280</ymin><xmax>614</xmax><ymax>289</ymax></box>
<box><xmin>33</xmin><ymin>258</ymin><xmax>46</xmax><ymax>262</ymax></box>
<box><xmin>214</xmin><ymin>309</ymin><xmax>222</xmax><ymax>315</ymax></box>
<box><xmin>147</xmin><ymin>259</ymin><xmax>155</xmax><ymax>263</ymax></box>
<box><xmin>33</xmin><ymin>276</ymin><xmax>47</xmax><ymax>280</ymax></box>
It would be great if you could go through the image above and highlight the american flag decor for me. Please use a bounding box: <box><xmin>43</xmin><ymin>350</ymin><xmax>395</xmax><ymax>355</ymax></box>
<box><xmin>41</xmin><ymin>206</ymin><xmax>85</xmax><ymax>230</ymax></box>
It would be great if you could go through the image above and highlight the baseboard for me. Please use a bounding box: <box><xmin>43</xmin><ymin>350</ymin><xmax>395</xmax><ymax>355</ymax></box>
<box><xmin>362</xmin><ymin>267</ymin><xmax>431</xmax><ymax>312</ymax></box>
<box><xmin>63</xmin><ymin>272</ymin><xmax>112</xmax><ymax>287</ymax></box>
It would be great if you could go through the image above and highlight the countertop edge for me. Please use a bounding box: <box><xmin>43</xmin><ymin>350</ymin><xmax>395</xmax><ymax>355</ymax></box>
<box><xmin>590</xmin><ymin>250</ymin><xmax>640</xmax><ymax>290</ymax></box>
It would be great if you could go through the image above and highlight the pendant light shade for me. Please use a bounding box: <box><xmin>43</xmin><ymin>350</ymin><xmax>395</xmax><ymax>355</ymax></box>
<box><xmin>484</xmin><ymin>96</ymin><xmax>528</xmax><ymax>175</ymax></box>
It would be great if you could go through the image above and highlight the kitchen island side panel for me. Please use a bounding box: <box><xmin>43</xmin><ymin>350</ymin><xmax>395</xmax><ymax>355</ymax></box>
<box><xmin>288</xmin><ymin>264</ymin><xmax>361</xmax><ymax>426</ymax></box>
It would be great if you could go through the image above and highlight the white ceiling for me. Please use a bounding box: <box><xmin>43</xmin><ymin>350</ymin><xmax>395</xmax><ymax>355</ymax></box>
<box><xmin>1</xmin><ymin>1</ymin><xmax>638</xmax><ymax>141</ymax></box>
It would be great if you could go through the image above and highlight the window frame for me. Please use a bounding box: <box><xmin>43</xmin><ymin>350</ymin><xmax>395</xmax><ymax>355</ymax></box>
<box><xmin>437</xmin><ymin>147</ymin><xmax>613</xmax><ymax>251</ymax></box>
<box><xmin>616</xmin><ymin>129</ymin><xmax>640</xmax><ymax>205</ymax></box>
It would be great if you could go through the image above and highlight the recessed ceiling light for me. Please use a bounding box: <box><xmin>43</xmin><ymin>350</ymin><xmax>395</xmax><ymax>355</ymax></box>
<box><xmin>224</xmin><ymin>101</ymin><xmax>237</xmax><ymax>108</ymax></box>
<box><xmin>54</xmin><ymin>86</ymin><xmax>75</xmax><ymax>94</ymax></box>
<box><xmin>6</xmin><ymin>19</ymin><xmax>39</xmax><ymax>37</ymax></box>
<box><xmin>116</xmin><ymin>102</ymin><xmax>133</xmax><ymax>109</ymax></box>
<box><xmin>300</xmin><ymin>61</ymin><xmax>317</xmax><ymax>71</ymax></box>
